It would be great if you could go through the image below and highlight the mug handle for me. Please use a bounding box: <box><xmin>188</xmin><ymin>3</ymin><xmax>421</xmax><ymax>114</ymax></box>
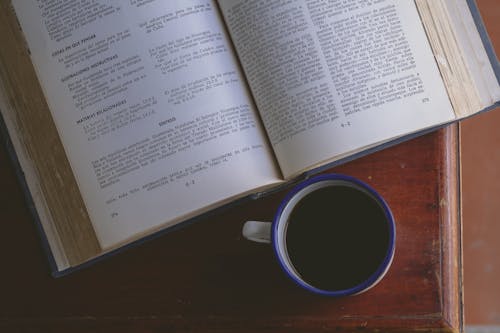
<box><xmin>242</xmin><ymin>221</ymin><xmax>272</xmax><ymax>244</ymax></box>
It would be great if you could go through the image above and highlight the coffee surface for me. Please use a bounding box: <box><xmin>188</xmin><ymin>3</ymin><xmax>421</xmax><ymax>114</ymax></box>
<box><xmin>285</xmin><ymin>185</ymin><xmax>390</xmax><ymax>291</ymax></box>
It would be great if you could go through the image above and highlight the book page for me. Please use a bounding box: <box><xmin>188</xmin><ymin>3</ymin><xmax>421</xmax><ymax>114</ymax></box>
<box><xmin>13</xmin><ymin>0</ymin><xmax>281</xmax><ymax>248</ymax></box>
<box><xmin>218</xmin><ymin>0</ymin><xmax>456</xmax><ymax>178</ymax></box>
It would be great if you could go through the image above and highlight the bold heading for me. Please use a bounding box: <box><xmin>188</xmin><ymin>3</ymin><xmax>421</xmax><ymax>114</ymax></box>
<box><xmin>76</xmin><ymin>99</ymin><xmax>127</xmax><ymax>124</ymax></box>
<box><xmin>51</xmin><ymin>34</ymin><xmax>97</xmax><ymax>58</ymax></box>
<box><xmin>61</xmin><ymin>54</ymin><xmax>118</xmax><ymax>82</ymax></box>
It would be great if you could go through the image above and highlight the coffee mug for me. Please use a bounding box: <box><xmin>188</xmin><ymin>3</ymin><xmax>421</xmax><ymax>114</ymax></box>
<box><xmin>243</xmin><ymin>174</ymin><xmax>396</xmax><ymax>296</ymax></box>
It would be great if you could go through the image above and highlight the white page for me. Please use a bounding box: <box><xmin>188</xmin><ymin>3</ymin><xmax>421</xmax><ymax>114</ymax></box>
<box><xmin>219</xmin><ymin>0</ymin><xmax>456</xmax><ymax>178</ymax></box>
<box><xmin>13</xmin><ymin>0</ymin><xmax>281</xmax><ymax>248</ymax></box>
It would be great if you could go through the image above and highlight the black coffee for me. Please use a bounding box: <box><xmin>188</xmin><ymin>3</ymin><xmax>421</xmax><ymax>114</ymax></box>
<box><xmin>285</xmin><ymin>184</ymin><xmax>390</xmax><ymax>291</ymax></box>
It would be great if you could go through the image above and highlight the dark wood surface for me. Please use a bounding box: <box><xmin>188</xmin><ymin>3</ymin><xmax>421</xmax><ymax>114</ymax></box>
<box><xmin>0</xmin><ymin>125</ymin><xmax>461</xmax><ymax>333</ymax></box>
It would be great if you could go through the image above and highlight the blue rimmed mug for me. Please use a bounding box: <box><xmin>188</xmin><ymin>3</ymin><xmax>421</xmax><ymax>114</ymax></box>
<box><xmin>243</xmin><ymin>174</ymin><xmax>396</xmax><ymax>297</ymax></box>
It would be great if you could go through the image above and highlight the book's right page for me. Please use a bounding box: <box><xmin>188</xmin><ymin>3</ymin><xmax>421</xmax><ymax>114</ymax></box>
<box><xmin>218</xmin><ymin>0</ymin><xmax>456</xmax><ymax>178</ymax></box>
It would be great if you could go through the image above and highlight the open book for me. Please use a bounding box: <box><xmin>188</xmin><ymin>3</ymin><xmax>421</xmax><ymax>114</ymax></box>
<box><xmin>0</xmin><ymin>0</ymin><xmax>498</xmax><ymax>275</ymax></box>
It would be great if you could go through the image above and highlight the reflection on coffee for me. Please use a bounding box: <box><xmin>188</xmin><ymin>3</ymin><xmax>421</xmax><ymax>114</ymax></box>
<box><xmin>285</xmin><ymin>185</ymin><xmax>390</xmax><ymax>291</ymax></box>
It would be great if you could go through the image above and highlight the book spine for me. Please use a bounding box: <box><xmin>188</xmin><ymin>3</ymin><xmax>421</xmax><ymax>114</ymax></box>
<box><xmin>0</xmin><ymin>111</ymin><xmax>60</xmax><ymax>277</ymax></box>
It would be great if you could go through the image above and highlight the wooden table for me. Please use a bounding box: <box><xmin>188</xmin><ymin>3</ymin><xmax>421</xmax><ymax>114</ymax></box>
<box><xmin>0</xmin><ymin>125</ymin><xmax>461</xmax><ymax>333</ymax></box>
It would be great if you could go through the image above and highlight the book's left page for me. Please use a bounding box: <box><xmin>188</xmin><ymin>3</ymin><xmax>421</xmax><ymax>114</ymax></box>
<box><xmin>11</xmin><ymin>1</ymin><xmax>281</xmax><ymax>254</ymax></box>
